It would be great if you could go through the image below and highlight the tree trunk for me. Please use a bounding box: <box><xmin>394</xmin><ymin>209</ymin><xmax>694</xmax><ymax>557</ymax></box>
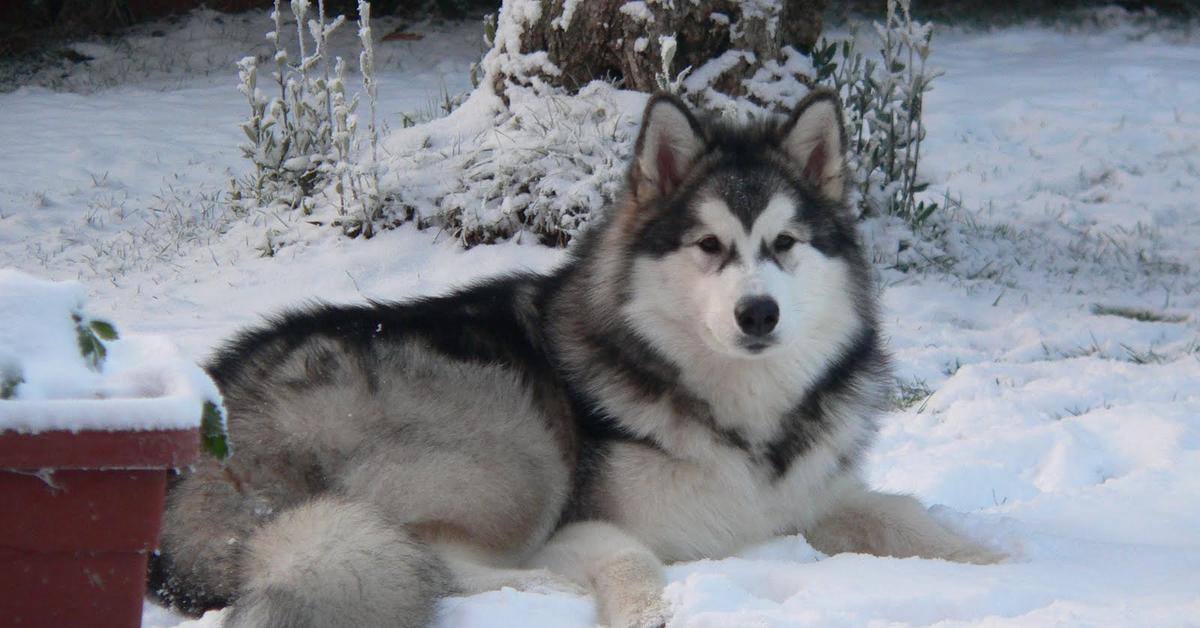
<box><xmin>486</xmin><ymin>0</ymin><xmax>827</xmax><ymax>101</ymax></box>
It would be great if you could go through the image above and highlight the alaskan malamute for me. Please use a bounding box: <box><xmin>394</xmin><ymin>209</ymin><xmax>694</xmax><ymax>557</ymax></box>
<box><xmin>150</xmin><ymin>89</ymin><xmax>1000</xmax><ymax>628</ymax></box>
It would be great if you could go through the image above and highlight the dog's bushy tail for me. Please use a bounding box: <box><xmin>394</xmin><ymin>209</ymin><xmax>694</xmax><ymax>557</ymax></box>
<box><xmin>149</xmin><ymin>460</ymin><xmax>451</xmax><ymax>627</ymax></box>
<box><xmin>224</xmin><ymin>496</ymin><xmax>451</xmax><ymax>628</ymax></box>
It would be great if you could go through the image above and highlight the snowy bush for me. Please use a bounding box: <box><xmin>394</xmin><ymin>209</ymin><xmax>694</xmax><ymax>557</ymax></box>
<box><xmin>291</xmin><ymin>3</ymin><xmax>642</xmax><ymax>247</ymax></box>
<box><xmin>231</xmin><ymin>0</ymin><xmax>384</xmax><ymax>239</ymax></box>
<box><xmin>238</xmin><ymin>0</ymin><xmax>940</xmax><ymax>248</ymax></box>
<box><xmin>408</xmin><ymin>0</ymin><xmax>943</xmax><ymax>246</ymax></box>
<box><xmin>810</xmin><ymin>0</ymin><xmax>941</xmax><ymax>226</ymax></box>
<box><xmin>381</xmin><ymin>83</ymin><xmax>637</xmax><ymax>246</ymax></box>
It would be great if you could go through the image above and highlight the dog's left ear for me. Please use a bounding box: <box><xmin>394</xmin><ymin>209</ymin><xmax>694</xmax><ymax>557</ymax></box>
<box><xmin>778</xmin><ymin>89</ymin><xmax>847</xmax><ymax>202</ymax></box>
<box><xmin>632</xmin><ymin>93</ymin><xmax>706</xmax><ymax>201</ymax></box>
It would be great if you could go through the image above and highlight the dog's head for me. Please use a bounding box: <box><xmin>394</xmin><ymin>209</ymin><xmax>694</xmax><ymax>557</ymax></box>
<box><xmin>613</xmin><ymin>90</ymin><xmax>869</xmax><ymax>361</ymax></box>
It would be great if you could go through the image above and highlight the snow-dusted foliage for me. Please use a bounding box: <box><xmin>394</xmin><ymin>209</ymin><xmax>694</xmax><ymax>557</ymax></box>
<box><xmin>813</xmin><ymin>0</ymin><xmax>941</xmax><ymax>225</ymax></box>
<box><xmin>371</xmin><ymin>0</ymin><xmax>940</xmax><ymax>246</ymax></box>
<box><xmin>308</xmin><ymin>0</ymin><xmax>645</xmax><ymax>246</ymax></box>
<box><xmin>353</xmin><ymin>0</ymin><xmax>384</xmax><ymax>232</ymax></box>
<box><xmin>381</xmin><ymin>83</ymin><xmax>639</xmax><ymax>246</ymax></box>
<box><xmin>232</xmin><ymin>0</ymin><xmax>384</xmax><ymax>239</ymax></box>
<box><xmin>682</xmin><ymin>46</ymin><xmax>815</xmax><ymax>119</ymax></box>
<box><xmin>224</xmin><ymin>0</ymin><xmax>939</xmax><ymax>247</ymax></box>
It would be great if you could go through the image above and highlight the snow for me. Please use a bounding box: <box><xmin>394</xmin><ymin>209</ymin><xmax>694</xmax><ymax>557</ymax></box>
<box><xmin>551</xmin><ymin>0</ymin><xmax>584</xmax><ymax>31</ymax></box>
<box><xmin>376</xmin><ymin>82</ymin><xmax>643</xmax><ymax>243</ymax></box>
<box><xmin>0</xmin><ymin>270</ymin><xmax>219</xmax><ymax>432</ymax></box>
<box><xmin>918</xmin><ymin>24</ymin><xmax>1200</xmax><ymax>268</ymax></box>
<box><xmin>619</xmin><ymin>2</ymin><xmax>655</xmax><ymax>24</ymax></box>
<box><xmin>1</xmin><ymin>8</ymin><xmax>1198</xmax><ymax>627</ymax></box>
<box><xmin>484</xmin><ymin>0</ymin><xmax>559</xmax><ymax>95</ymax></box>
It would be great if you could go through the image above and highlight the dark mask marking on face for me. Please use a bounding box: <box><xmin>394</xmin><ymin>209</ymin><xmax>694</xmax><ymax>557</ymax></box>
<box><xmin>716</xmin><ymin>242</ymin><xmax>740</xmax><ymax>272</ymax></box>
<box><xmin>757</xmin><ymin>240</ymin><xmax>786</xmax><ymax>270</ymax></box>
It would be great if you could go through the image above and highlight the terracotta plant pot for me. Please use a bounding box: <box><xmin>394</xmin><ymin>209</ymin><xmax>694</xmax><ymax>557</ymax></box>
<box><xmin>0</xmin><ymin>428</ymin><xmax>198</xmax><ymax>628</ymax></box>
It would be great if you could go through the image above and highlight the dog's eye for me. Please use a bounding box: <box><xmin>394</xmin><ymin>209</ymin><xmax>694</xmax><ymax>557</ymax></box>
<box><xmin>774</xmin><ymin>234</ymin><xmax>797</xmax><ymax>252</ymax></box>
<box><xmin>697</xmin><ymin>236</ymin><xmax>723</xmax><ymax>255</ymax></box>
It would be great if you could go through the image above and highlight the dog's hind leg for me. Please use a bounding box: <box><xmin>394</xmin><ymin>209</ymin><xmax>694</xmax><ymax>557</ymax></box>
<box><xmin>225</xmin><ymin>496</ymin><xmax>451</xmax><ymax>628</ymax></box>
<box><xmin>530</xmin><ymin>521</ymin><xmax>671</xmax><ymax>628</ymax></box>
<box><xmin>148</xmin><ymin>457</ymin><xmax>269</xmax><ymax>614</ymax></box>
<box><xmin>805</xmin><ymin>486</ymin><xmax>1005</xmax><ymax>564</ymax></box>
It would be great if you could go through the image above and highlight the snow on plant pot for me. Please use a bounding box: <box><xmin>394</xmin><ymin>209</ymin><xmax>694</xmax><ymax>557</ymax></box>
<box><xmin>0</xmin><ymin>270</ymin><xmax>228</xmax><ymax>628</ymax></box>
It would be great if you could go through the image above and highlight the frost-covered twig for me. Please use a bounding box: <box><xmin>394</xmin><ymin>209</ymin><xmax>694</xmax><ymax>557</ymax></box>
<box><xmin>654</xmin><ymin>35</ymin><xmax>692</xmax><ymax>94</ymax></box>
<box><xmin>355</xmin><ymin>0</ymin><xmax>382</xmax><ymax>234</ymax></box>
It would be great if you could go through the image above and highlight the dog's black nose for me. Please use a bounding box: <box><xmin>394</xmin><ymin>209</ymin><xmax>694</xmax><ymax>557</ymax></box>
<box><xmin>735</xmin><ymin>296</ymin><xmax>779</xmax><ymax>337</ymax></box>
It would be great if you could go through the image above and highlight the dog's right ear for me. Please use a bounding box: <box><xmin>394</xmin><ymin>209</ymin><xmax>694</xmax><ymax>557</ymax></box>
<box><xmin>632</xmin><ymin>94</ymin><xmax>706</xmax><ymax>201</ymax></box>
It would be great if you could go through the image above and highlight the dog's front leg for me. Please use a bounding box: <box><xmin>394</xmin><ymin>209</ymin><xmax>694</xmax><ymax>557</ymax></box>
<box><xmin>529</xmin><ymin>521</ymin><xmax>671</xmax><ymax>628</ymax></box>
<box><xmin>805</xmin><ymin>485</ymin><xmax>1005</xmax><ymax>564</ymax></box>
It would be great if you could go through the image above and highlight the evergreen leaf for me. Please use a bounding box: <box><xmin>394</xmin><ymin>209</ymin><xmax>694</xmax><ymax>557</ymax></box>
<box><xmin>89</xmin><ymin>319</ymin><xmax>119</xmax><ymax>341</ymax></box>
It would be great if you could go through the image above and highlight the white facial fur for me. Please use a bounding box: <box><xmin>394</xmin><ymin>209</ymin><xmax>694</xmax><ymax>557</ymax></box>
<box><xmin>623</xmin><ymin>191</ymin><xmax>858</xmax><ymax>361</ymax></box>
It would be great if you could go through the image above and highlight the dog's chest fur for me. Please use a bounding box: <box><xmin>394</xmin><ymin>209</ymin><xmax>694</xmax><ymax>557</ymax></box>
<box><xmin>599</xmin><ymin>425</ymin><xmax>862</xmax><ymax>562</ymax></box>
<box><xmin>579</xmin><ymin>355</ymin><xmax>872</xmax><ymax>562</ymax></box>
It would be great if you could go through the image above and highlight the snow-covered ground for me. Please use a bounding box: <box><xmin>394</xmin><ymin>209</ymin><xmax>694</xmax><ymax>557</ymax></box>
<box><xmin>1</xmin><ymin>9</ymin><xmax>1198</xmax><ymax>628</ymax></box>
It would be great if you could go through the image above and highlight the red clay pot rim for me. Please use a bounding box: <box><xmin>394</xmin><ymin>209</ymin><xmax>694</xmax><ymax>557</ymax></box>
<box><xmin>0</xmin><ymin>428</ymin><xmax>199</xmax><ymax>470</ymax></box>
